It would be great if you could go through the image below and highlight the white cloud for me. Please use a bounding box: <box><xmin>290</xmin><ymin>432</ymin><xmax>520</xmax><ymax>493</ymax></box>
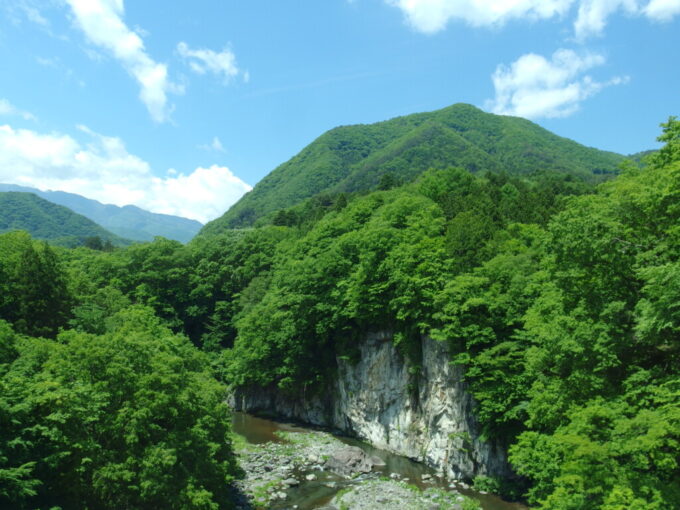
<box><xmin>385</xmin><ymin>0</ymin><xmax>574</xmax><ymax>32</ymax></box>
<box><xmin>0</xmin><ymin>123</ymin><xmax>251</xmax><ymax>223</ymax></box>
<box><xmin>199</xmin><ymin>136</ymin><xmax>226</xmax><ymax>153</ymax></box>
<box><xmin>0</xmin><ymin>99</ymin><xmax>36</xmax><ymax>121</ymax></box>
<box><xmin>65</xmin><ymin>0</ymin><xmax>181</xmax><ymax>122</ymax></box>
<box><xmin>385</xmin><ymin>0</ymin><xmax>680</xmax><ymax>37</ymax></box>
<box><xmin>486</xmin><ymin>49</ymin><xmax>628</xmax><ymax>119</ymax></box>
<box><xmin>573</xmin><ymin>0</ymin><xmax>638</xmax><ymax>38</ymax></box>
<box><xmin>644</xmin><ymin>0</ymin><xmax>680</xmax><ymax>20</ymax></box>
<box><xmin>146</xmin><ymin>165</ymin><xmax>250</xmax><ymax>223</ymax></box>
<box><xmin>177</xmin><ymin>42</ymin><xmax>243</xmax><ymax>83</ymax></box>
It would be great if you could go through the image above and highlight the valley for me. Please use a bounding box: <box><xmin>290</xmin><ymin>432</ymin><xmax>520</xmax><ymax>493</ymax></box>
<box><xmin>1</xmin><ymin>107</ymin><xmax>678</xmax><ymax>510</ymax></box>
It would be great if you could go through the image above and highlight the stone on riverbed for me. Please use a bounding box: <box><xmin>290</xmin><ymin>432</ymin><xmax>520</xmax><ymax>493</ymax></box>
<box><xmin>370</xmin><ymin>454</ymin><xmax>386</xmax><ymax>467</ymax></box>
<box><xmin>324</xmin><ymin>445</ymin><xmax>376</xmax><ymax>476</ymax></box>
<box><xmin>283</xmin><ymin>477</ymin><xmax>299</xmax><ymax>487</ymax></box>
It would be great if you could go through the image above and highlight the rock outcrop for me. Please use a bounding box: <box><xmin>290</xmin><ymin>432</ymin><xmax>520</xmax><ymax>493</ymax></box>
<box><xmin>230</xmin><ymin>333</ymin><xmax>511</xmax><ymax>480</ymax></box>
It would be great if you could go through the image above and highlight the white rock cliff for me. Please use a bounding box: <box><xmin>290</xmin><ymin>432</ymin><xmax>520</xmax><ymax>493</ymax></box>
<box><xmin>230</xmin><ymin>333</ymin><xmax>511</xmax><ymax>480</ymax></box>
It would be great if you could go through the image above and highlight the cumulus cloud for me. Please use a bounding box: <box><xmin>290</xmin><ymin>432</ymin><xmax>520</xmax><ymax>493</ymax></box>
<box><xmin>146</xmin><ymin>165</ymin><xmax>250</xmax><ymax>223</ymax></box>
<box><xmin>0</xmin><ymin>123</ymin><xmax>251</xmax><ymax>223</ymax></box>
<box><xmin>65</xmin><ymin>0</ymin><xmax>181</xmax><ymax>122</ymax></box>
<box><xmin>385</xmin><ymin>0</ymin><xmax>680</xmax><ymax>37</ymax></box>
<box><xmin>0</xmin><ymin>99</ymin><xmax>36</xmax><ymax>121</ymax></box>
<box><xmin>486</xmin><ymin>49</ymin><xmax>628</xmax><ymax>119</ymax></box>
<box><xmin>177</xmin><ymin>42</ymin><xmax>243</xmax><ymax>83</ymax></box>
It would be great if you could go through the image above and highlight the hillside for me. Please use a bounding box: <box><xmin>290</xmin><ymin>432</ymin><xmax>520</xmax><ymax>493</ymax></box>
<box><xmin>201</xmin><ymin>103</ymin><xmax>625</xmax><ymax>234</ymax></box>
<box><xmin>0</xmin><ymin>184</ymin><xmax>202</xmax><ymax>243</ymax></box>
<box><xmin>0</xmin><ymin>192</ymin><xmax>128</xmax><ymax>247</ymax></box>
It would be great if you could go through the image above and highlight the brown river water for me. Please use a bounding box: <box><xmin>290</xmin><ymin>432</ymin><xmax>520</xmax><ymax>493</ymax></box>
<box><xmin>232</xmin><ymin>412</ymin><xmax>528</xmax><ymax>510</ymax></box>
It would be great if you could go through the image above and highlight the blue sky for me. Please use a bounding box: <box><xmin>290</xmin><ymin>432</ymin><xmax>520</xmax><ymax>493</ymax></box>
<box><xmin>0</xmin><ymin>0</ymin><xmax>678</xmax><ymax>222</ymax></box>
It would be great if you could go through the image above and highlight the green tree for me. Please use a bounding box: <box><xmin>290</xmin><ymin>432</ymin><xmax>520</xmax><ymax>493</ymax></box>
<box><xmin>0</xmin><ymin>307</ymin><xmax>240</xmax><ymax>509</ymax></box>
<box><xmin>0</xmin><ymin>232</ymin><xmax>72</xmax><ymax>338</ymax></box>
<box><xmin>652</xmin><ymin>116</ymin><xmax>680</xmax><ymax>166</ymax></box>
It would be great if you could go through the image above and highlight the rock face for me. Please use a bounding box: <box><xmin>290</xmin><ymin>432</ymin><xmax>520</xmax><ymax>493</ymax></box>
<box><xmin>230</xmin><ymin>333</ymin><xmax>511</xmax><ymax>480</ymax></box>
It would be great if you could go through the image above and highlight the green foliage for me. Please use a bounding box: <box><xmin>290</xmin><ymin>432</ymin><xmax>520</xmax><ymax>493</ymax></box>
<box><xmin>226</xmin><ymin>190</ymin><xmax>451</xmax><ymax>388</ymax></box>
<box><xmin>0</xmin><ymin>231</ymin><xmax>73</xmax><ymax>338</ymax></box>
<box><xmin>62</xmin><ymin>226</ymin><xmax>292</xmax><ymax>351</ymax></box>
<box><xmin>473</xmin><ymin>475</ymin><xmax>502</xmax><ymax>493</ymax></box>
<box><xmin>651</xmin><ymin>116</ymin><xmax>680</xmax><ymax>167</ymax></box>
<box><xmin>223</xmin><ymin>168</ymin><xmax>590</xmax><ymax>392</ymax></box>
<box><xmin>0</xmin><ymin>307</ymin><xmax>240</xmax><ymax>509</ymax></box>
<box><xmin>432</xmin><ymin>224</ymin><xmax>546</xmax><ymax>441</ymax></box>
<box><xmin>505</xmin><ymin>149</ymin><xmax>680</xmax><ymax>508</ymax></box>
<box><xmin>0</xmin><ymin>192</ymin><xmax>128</xmax><ymax>247</ymax></box>
<box><xmin>202</xmin><ymin>103</ymin><xmax>623</xmax><ymax>232</ymax></box>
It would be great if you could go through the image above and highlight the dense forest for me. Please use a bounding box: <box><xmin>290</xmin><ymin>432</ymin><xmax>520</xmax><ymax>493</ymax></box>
<box><xmin>1</xmin><ymin>115</ymin><xmax>678</xmax><ymax>509</ymax></box>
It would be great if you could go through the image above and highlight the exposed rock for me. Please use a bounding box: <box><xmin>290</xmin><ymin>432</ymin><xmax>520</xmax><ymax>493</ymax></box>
<box><xmin>370</xmin><ymin>455</ymin><xmax>386</xmax><ymax>467</ymax></box>
<box><xmin>233</xmin><ymin>428</ymin><xmax>347</xmax><ymax>508</ymax></box>
<box><xmin>325</xmin><ymin>445</ymin><xmax>375</xmax><ymax>476</ymax></box>
<box><xmin>331</xmin><ymin>479</ymin><xmax>479</xmax><ymax>510</ymax></box>
<box><xmin>282</xmin><ymin>477</ymin><xmax>299</xmax><ymax>487</ymax></box>
<box><xmin>230</xmin><ymin>333</ymin><xmax>511</xmax><ymax>480</ymax></box>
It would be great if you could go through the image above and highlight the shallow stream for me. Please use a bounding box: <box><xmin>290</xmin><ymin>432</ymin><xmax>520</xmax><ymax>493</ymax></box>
<box><xmin>232</xmin><ymin>412</ymin><xmax>527</xmax><ymax>510</ymax></box>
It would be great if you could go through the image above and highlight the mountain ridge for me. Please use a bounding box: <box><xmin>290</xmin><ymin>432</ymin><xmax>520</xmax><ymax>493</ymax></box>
<box><xmin>0</xmin><ymin>184</ymin><xmax>202</xmax><ymax>243</ymax></box>
<box><xmin>0</xmin><ymin>192</ymin><xmax>129</xmax><ymax>246</ymax></box>
<box><xmin>201</xmin><ymin>103</ymin><xmax>625</xmax><ymax>235</ymax></box>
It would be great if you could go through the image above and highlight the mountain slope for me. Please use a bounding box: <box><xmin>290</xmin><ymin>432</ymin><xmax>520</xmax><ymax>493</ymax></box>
<box><xmin>202</xmin><ymin>103</ymin><xmax>625</xmax><ymax>234</ymax></box>
<box><xmin>0</xmin><ymin>184</ymin><xmax>202</xmax><ymax>243</ymax></box>
<box><xmin>0</xmin><ymin>192</ymin><xmax>128</xmax><ymax>246</ymax></box>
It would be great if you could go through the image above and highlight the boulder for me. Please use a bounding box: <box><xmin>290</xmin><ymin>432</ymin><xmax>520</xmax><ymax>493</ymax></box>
<box><xmin>325</xmin><ymin>446</ymin><xmax>375</xmax><ymax>476</ymax></box>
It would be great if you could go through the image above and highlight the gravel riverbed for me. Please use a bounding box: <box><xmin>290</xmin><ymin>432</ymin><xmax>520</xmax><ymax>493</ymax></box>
<box><xmin>232</xmin><ymin>427</ymin><xmax>481</xmax><ymax>510</ymax></box>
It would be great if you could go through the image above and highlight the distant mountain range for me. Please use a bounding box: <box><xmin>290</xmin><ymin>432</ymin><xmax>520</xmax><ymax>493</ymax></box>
<box><xmin>0</xmin><ymin>184</ymin><xmax>202</xmax><ymax>243</ymax></box>
<box><xmin>0</xmin><ymin>192</ymin><xmax>129</xmax><ymax>246</ymax></box>
<box><xmin>201</xmin><ymin>103</ymin><xmax>626</xmax><ymax>235</ymax></box>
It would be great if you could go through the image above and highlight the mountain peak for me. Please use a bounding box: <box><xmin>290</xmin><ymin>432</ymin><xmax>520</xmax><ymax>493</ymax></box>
<box><xmin>200</xmin><ymin>104</ymin><xmax>624</xmax><ymax>235</ymax></box>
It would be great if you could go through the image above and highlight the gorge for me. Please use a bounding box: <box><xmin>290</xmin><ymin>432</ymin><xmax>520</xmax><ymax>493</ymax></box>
<box><xmin>2</xmin><ymin>108</ymin><xmax>678</xmax><ymax>510</ymax></box>
<box><xmin>231</xmin><ymin>333</ymin><xmax>511</xmax><ymax>482</ymax></box>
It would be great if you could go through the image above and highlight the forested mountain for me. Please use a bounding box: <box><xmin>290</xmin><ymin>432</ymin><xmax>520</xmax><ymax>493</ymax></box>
<box><xmin>0</xmin><ymin>192</ymin><xmax>128</xmax><ymax>247</ymax></box>
<box><xmin>202</xmin><ymin>103</ymin><xmax>624</xmax><ymax>234</ymax></box>
<box><xmin>0</xmin><ymin>184</ymin><xmax>202</xmax><ymax>243</ymax></box>
<box><xmin>1</xmin><ymin>116</ymin><xmax>678</xmax><ymax>510</ymax></box>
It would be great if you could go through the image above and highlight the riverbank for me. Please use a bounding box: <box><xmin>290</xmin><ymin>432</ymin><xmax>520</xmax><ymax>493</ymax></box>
<box><xmin>231</xmin><ymin>412</ymin><xmax>526</xmax><ymax>510</ymax></box>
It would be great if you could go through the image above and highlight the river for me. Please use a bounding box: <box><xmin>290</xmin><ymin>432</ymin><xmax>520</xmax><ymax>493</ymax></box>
<box><xmin>232</xmin><ymin>412</ymin><xmax>527</xmax><ymax>510</ymax></box>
